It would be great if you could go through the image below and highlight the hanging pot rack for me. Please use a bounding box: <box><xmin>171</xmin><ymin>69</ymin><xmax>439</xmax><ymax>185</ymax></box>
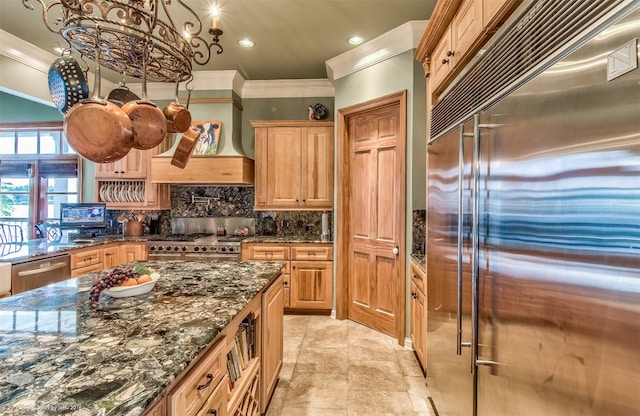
<box><xmin>22</xmin><ymin>0</ymin><xmax>224</xmax><ymax>83</ymax></box>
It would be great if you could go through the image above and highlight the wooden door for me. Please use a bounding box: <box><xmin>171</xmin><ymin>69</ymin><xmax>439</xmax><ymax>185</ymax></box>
<box><xmin>338</xmin><ymin>92</ymin><xmax>406</xmax><ymax>339</ymax></box>
<box><xmin>451</xmin><ymin>0</ymin><xmax>484</xmax><ymax>67</ymax></box>
<box><xmin>300</xmin><ymin>126</ymin><xmax>334</xmax><ymax>208</ymax></box>
<box><xmin>267</xmin><ymin>127</ymin><xmax>302</xmax><ymax>208</ymax></box>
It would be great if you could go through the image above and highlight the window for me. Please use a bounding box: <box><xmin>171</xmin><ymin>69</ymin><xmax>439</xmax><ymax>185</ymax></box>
<box><xmin>0</xmin><ymin>123</ymin><xmax>81</xmax><ymax>240</ymax></box>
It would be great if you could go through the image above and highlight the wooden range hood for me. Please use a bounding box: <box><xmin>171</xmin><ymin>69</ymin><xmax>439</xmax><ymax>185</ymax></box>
<box><xmin>150</xmin><ymin>155</ymin><xmax>254</xmax><ymax>185</ymax></box>
<box><xmin>150</xmin><ymin>133</ymin><xmax>255</xmax><ymax>185</ymax></box>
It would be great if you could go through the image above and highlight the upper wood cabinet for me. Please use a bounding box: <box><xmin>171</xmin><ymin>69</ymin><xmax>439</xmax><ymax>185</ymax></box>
<box><xmin>95</xmin><ymin>136</ymin><xmax>171</xmax><ymax>210</ymax></box>
<box><xmin>252</xmin><ymin>120</ymin><xmax>334</xmax><ymax>211</ymax></box>
<box><xmin>416</xmin><ymin>0</ymin><xmax>521</xmax><ymax>99</ymax></box>
<box><xmin>95</xmin><ymin>148</ymin><xmax>147</xmax><ymax>179</ymax></box>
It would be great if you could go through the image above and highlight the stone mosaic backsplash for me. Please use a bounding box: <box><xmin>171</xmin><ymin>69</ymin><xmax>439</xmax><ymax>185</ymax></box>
<box><xmin>102</xmin><ymin>185</ymin><xmax>333</xmax><ymax>238</ymax></box>
<box><xmin>413</xmin><ymin>209</ymin><xmax>426</xmax><ymax>255</ymax></box>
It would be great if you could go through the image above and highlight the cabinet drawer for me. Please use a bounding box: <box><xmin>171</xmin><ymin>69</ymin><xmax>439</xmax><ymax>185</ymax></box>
<box><xmin>291</xmin><ymin>246</ymin><xmax>332</xmax><ymax>261</ymax></box>
<box><xmin>410</xmin><ymin>261</ymin><xmax>426</xmax><ymax>293</ymax></box>
<box><xmin>71</xmin><ymin>263</ymin><xmax>105</xmax><ymax>278</ymax></box>
<box><xmin>194</xmin><ymin>375</ymin><xmax>227</xmax><ymax>416</ymax></box>
<box><xmin>71</xmin><ymin>248</ymin><xmax>103</xmax><ymax>269</ymax></box>
<box><xmin>248</xmin><ymin>246</ymin><xmax>290</xmax><ymax>261</ymax></box>
<box><xmin>168</xmin><ymin>338</ymin><xmax>226</xmax><ymax>416</ymax></box>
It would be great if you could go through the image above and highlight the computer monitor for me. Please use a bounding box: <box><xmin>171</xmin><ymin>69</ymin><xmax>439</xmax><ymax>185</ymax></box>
<box><xmin>59</xmin><ymin>203</ymin><xmax>107</xmax><ymax>229</ymax></box>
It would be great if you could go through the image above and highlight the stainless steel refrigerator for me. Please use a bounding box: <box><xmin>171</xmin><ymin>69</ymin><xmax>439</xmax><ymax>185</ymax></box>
<box><xmin>426</xmin><ymin>2</ymin><xmax>640</xmax><ymax>415</ymax></box>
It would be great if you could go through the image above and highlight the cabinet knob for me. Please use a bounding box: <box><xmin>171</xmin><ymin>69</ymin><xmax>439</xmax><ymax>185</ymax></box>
<box><xmin>208</xmin><ymin>410</ymin><xmax>217</xmax><ymax>415</ymax></box>
<box><xmin>442</xmin><ymin>58</ymin><xmax>450</xmax><ymax>65</ymax></box>
<box><xmin>447</xmin><ymin>50</ymin><xmax>455</xmax><ymax>57</ymax></box>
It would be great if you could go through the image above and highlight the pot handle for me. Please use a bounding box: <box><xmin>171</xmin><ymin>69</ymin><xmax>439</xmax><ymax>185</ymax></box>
<box><xmin>86</xmin><ymin>25</ymin><xmax>105</xmax><ymax>104</ymax></box>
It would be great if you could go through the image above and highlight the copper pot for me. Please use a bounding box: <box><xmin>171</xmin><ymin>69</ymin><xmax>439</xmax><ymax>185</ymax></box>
<box><xmin>64</xmin><ymin>30</ymin><xmax>133</xmax><ymax>163</ymax></box>
<box><xmin>122</xmin><ymin>49</ymin><xmax>166</xmax><ymax>150</ymax></box>
<box><xmin>163</xmin><ymin>78</ymin><xmax>191</xmax><ymax>133</ymax></box>
<box><xmin>171</xmin><ymin>126</ymin><xmax>199</xmax><ymax>169</ymax></box>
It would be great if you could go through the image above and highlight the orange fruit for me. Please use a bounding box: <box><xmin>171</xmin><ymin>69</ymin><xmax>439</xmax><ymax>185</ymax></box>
<box><xmin>120</xmin><ymin>278</ymin><xmax>138</xmax><ymax>287</ymax></box>
<box><xmin>137</xmin><ymin>275</ymin><xmax>152</xmax><ymax>284</ymax></box>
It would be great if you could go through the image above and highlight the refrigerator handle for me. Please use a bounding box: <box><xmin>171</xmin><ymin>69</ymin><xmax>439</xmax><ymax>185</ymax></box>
<box><xmin>456</xmin><ymin>123</ymin><xmax>464</xmax><ymax>356</ymax></box>
<box><xmin>471</xmin><ymin>113</ymin><xmax>481</xmax><ymax>375</ymax></box>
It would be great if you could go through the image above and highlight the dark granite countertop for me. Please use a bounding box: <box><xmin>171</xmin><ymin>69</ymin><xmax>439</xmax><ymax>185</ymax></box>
<box><xmin>0</xmin><ymin>236</ymin><xmax>160</xmax><ymax>264</ymax></box>
<box><xmin>0</xmin><ymin>260</ymin><xmax>284</xmax><ymax>416</ymax></box>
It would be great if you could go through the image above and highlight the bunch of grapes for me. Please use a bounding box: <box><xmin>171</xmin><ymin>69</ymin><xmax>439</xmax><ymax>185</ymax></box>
<box><xmin>89</xmin><ymin>267</ymin><xmax>137</xmax><ymax>302</ymax></box>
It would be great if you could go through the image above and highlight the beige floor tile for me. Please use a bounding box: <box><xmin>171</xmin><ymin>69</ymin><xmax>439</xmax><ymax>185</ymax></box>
<box><xmin>301</xmin><ymin>325</ymin><xmax>348</xmax><ymax>349</ymax></box>
<box><xmin>283</xmin><ymin>336</ymin><xmax>304</xmax><ymax>364</ymax></box>
<box><xmin>347</xmin><ymin>342</ymin><xmax>397</xmax><ymax>362</ymax></box>
<box><xmin>405</xmin><ymin>375</ymin><xmax>431</xmax><ymax>412</ymax></box>
<box><xmin>284</xmin><ymin>372</ymin><xmax>349</xmax><ymax>408</ymax></box>
<box><xmin>283</xmin><ymin>315</ymin><xmax>311</xmax><ymax>337</ymax></box>
<box><xmin>347</xmin><ymin>390</ymin><xmax>416</xmax><ymax>416</ymax></box>
<box><xmin>280</xmin><ymin>407</ymin><xmax>348</xmax><ymax>416</ymax></box>
<box><xmin>295</xmin><ymin>346</ymin><xmax>349</xmax><ymax>374</ymax></box>
<box><xmin>278</xmin><ymin>362</ymin><xmax>296</xmax><ymax>387</ymax></box>
<box><xmin>348</xmin><ymin>360</ymin><xmax>406</xmax><ymax>392</ymax></box>
<box><xmin>396</xmin><ymin>349</ymin><xmax>425</xmax><ymax>376</ymax></box>
<box><xmin>265</xmin><ymin>384</ymin><xmax>288</xmax><ymax>416</ymax></box>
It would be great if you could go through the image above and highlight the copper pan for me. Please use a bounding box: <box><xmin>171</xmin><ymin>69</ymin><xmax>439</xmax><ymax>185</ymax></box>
<box><xmin>121</xmin><ymin>43</ymin><xmax>167</xmax><ymax>150</ymax></box>
<box><xmin>170</xmin><ymin>126</ymin><xmax>199</xmax><ymax>169</ymax></box>
<box><xmin>163</xmin><ymin>78</ymin><xmax>191</xmax><ymax>133</ymax></box>
<box><xmin>64</xmin><ymin>28</ymin><xmax>133</xmax><ymax>163</ymax></box>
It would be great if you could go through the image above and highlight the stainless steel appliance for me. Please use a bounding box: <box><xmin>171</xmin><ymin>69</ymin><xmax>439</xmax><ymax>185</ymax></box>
<box><xmin>426</xmin><ymin>1</ymin><xmax>640</xmax><ymax>415</ymax></box>
<box><xmin>146</xmin><ymin>217</ymin><xmax>253</xmax><ymax>261</ymax></box>
<box><xmin>146</xmin><ymin>235</ymin><xmax>243</xmax><ymax>261</ymax></box>
<box><xmin>11</xmin><ymin>254</ymin><xmax>71</xmax><ymax>294</ymax></box>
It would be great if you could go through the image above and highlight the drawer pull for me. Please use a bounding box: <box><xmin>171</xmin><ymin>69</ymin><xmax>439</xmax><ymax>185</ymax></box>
<box><xmin>208</xmin><ymin>411</ymin><xmax>217</xmax><ymax>415</ymax></box>
<box><xmin>197</xmin><ymin>373</ymin><xmax>213</xmax><ymax>390</ymax></box>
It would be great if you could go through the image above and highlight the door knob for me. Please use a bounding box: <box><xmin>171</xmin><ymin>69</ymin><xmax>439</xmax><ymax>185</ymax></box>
<box><xmin>392</xmin><ymin>246</ymin><xmax>399</xmax><ymax>255</ymax></box>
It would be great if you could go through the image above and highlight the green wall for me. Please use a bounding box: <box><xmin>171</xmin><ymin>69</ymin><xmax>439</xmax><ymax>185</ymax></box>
<box><xmin>0</xmin><ymin>91</ymin><xmax>62</xmax><ymax>122</ymax></box>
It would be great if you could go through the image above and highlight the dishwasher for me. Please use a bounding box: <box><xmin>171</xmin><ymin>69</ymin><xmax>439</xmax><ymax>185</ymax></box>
<box><xmin>11</xmin><ymin>253</ymin><xmax>71</xmax><ymax>294</ymax></box>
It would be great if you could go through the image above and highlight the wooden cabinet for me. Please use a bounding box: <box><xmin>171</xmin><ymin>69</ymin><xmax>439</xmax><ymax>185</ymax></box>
<box><xmin>243</xmin><ymin>242</ymin><xmax>333</xmax><ymax>312</ymax></box>
<box><xmin>120</xmin><ymin>242</ymin><xmax>147</xmax><ymax>263</ymax></box>
<box><xmin>252</xmin><ymin>121</ymin><xmax>334</xmax><ymax>211</ymax></box>
<box><xmin>95</xmin><ymin>136</ymin><xmax>171</xmax><ymax>210</ymax></box>
<box><xmin>260</xmin><ymin>274</ymin><xmax>283</xmax><ymax>414</ymax></box>
<box><xmin>95</xmin><ymin>148</ymin><xmax>147</xmax><ymax>178</ymax></box>
<box><xmin>290</xmin><ymin>261</ymin><xmax>332</xmax><ymax>310</ymax></box>
<box><xmin>142</xmin><ymin>397</ymin><xmax>166</xmax><ymax>416</ymax></box>
<box><xmin>168</xmin><ymin>339</ymin><xmax>226</xmax><ymax>416</ymax></box>
<box><xmin>416</xmin><ymin>0</ymin><xmax>521</xmax><ymax>99</ymax></box>
<box><xmin>450</xmin><ymin>0</ymin><xmax>484</xmax><ymax>68</ymax></box>
<box><xmin>102</xmin><ymin>245</ymin><xmax>120</xmax><ymax>268</ymax></box>
<box><xmin>410</xmin><ymin>259</ymin><xmax>427</xmax><ymax>369</ymax></box>
<box><xmin>69</xmin><ymin>242</ymin><xmax>146</xmax><ymax>278</ymax></box>
<box><xmin>70</xmin><ymin>247</ymin><xmax>104</xmax><ymax>277</ymax></box>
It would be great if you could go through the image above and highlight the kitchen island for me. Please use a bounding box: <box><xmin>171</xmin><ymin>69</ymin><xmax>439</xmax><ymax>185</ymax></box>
<box><xmin>0</xmin><ymin>260</ymin><xmax>284</xmax><ymax>416</ymax></box>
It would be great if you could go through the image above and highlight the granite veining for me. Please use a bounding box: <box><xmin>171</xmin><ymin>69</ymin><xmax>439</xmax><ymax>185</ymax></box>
<box><xmin>0</xmin><ymin>260</ymin><xmax>284</xmax><ymax>416</ymax></box>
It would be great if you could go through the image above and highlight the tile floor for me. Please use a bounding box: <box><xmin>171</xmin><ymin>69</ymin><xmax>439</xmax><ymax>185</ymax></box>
<box><xmin>265</xmin><ymin>315</ymin><xmax>436</xmax><ymax>416</ymax></box>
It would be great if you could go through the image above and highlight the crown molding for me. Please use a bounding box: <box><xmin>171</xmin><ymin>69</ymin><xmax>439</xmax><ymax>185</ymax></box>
<box><xmin>326</xmin><ymin>20</ymin><xmax>428</xmax><ymax>81</ymax></box>
<box><xmin>0</xmin><ymin>29</ymin><xmax>57</xmax><ymax>74</ymax></box>
<box><xmin>241</xmin><ymin>79</ymin><xmax>334</xmax><ymax>98</ymax></box>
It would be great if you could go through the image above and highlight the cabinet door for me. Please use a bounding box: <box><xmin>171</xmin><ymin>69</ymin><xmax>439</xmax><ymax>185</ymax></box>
<box><xmin>120</xmin><ymin>243</ymin><xmax>147</xmax><ymax>263</ymax></box>
<box><xmin>261</xmin><ymin>274</ymin><xmax>283</xmax><ymax>414</ymax></box>
<box><xmin>254</xmin><ymin>127</ymin><xmax>269</xmax><ymax>207</ymax></box>
<box><xmin>267</xmin><ymin>127</ymin><xmax>302</xmax><ymax>208</ymax></box>
<box><xmin>290</xmin><ymin>261</ymin><xmax>333</xmax><ymax>309</ymax></box>
<box><xmin>300</xmin><ymin>127</ymin><xmax>334</xmax><ymax>208</ymax></box>
<box><xmin>96</xmin><ymin>148</ymin><xmax>147</xmax><ymax>179</ymax></box>
<box><xmin>431</xmin><ymin>25</ymin><xmax>453</xmax><ymax>93</ymax></box>
<box><xmin>483</xmin><ymin>0</ymin><xmax>511</xmax><ymax>27</ymax></box>
<box><xmin>410</xmin><ymin>281</ymin><xmax>426</xmax><ymax>368</ymax></box>
<box><xmin>451</xmin><ymin>0</ymin><xmax>484</xmax><ymax>67</ymax></box>
<box><xmin>103</xmin><ymin>245</ymin><xmax>120</xmax><ymax>268</ymax></box>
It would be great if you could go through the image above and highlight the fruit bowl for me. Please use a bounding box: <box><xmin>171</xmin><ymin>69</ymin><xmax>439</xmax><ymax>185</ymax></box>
<box><xmin>103</xmin><ymin>273</ymin><xmax>160</xmax><ymax>298</ymax></box>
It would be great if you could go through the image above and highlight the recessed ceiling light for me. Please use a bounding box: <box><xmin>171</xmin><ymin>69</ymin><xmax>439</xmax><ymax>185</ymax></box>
<box><xmin>348</xmin><ymin>36</ymin><xmax>364</xmax><ymax>45</ymax></box>
<box><xmin>239</xmin><ymin>39</ymin><xmax>255</xmax><ymax>48</ymax></box>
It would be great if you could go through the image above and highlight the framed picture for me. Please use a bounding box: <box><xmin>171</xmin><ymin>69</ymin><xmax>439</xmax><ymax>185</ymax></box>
<box><xmin>192</xmin><ymin>120</ymin><xmax>222</xmax><ymax>155</ymax></box>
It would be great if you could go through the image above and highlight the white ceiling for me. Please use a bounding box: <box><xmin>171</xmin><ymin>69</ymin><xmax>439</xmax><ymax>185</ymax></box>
<box><xmin>1</xmin><ymin>1</ymin><xmax>436</xmax><ymax>82</ymax></box>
